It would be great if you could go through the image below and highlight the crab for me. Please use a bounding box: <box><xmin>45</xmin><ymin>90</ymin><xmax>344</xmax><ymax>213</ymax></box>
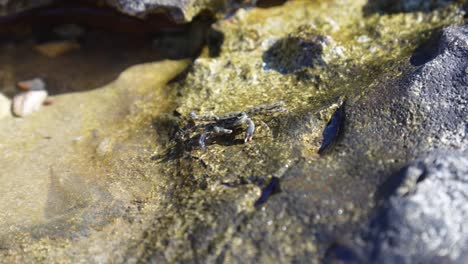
<box><xmin>181</xmin><ymin>101</ymin><xmax>286</xmax><ymax>149</ymax></box>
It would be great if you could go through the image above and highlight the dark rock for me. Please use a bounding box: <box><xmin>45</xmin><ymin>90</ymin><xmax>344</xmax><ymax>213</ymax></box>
<box><xmin>327</xmin><ymin>151</ymin><xmax>468</xmax><ymax>264</ymax></box>
<box><xmin>262</xmin><ymin>25</ymin><xmax>329</xmax><ymax>74</ymax></box>
<box><xmin>344</xmin><ymin>25</ymin><xmax>467</xmax><ymax>161</ymax></box>
<box><xmin>105</xmin><ymin>0</ymin><xmax>223</xmax><ymax>22</ymax></box>
<box><xmin>324</xmin><ymin>24</ymin><xmax>467</xmax><ymax>264</ymax></box>
<box><xmin>0</xmin><ymin>0</ymin><xmax>52</xmax><ymax>17</ymax></box>
<box><xmin>363</xmin><ymin>0</ymin><xmax>458</xmax><ymax>15</ymax></box>
<box><xmin>0</xmin><ymin>0</ymin><xmax>223</xmax><ymax>23</ymax></box>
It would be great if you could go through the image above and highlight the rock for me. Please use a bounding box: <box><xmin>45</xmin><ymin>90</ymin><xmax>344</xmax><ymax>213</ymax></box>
<box><xmin>0</xmin><ymin>0</ymin><xmax>223</xmax><ymax>23</ymax></box>
<box><xmin>343</xmin><ymin>25</ymin><xmax>468</xmax><ymax>163</ymax></box>
<box><xmin>104</xmin><ymin>0</ymin><xmax>224</xmax><ymax>22</ymax></box>
<box><xmin>326</xmin><ymin>150</ymin><xmax>468</xmax><ymax>264</ymax></box>
<box><xmin>363</xmin><ymin>0</ymin><xmax>458</xmax><ymax>15</ymax></box>
<box><xmin>262</xmin><ymin>25</ymin><xmax>329</xmax><ymax>73</ymax></box>
<box><xmin>0</xmin><ymin>0</ymin><xmax>53</xmax><ymax>17</ymax></box>
<box><xmin>0</xmin><ymin>92</ymin><xmax>11</xmax><ymax>119</ymax></box>
<box><xmin>0</xmin><ymin>0</ymin><xmax>466</xmax><ymax>263</ymax></box>
<box><xmin>325</xmin><ymin>25</ymin><xmax>468</xmax><ymax>261</ymax></box>
<box><xmin>34</xmin><ymin>41</ymin><xmax>80</xmax><ymax>58</ymax></box>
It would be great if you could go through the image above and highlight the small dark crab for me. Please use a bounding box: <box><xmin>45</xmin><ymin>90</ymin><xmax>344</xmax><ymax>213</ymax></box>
<box><xmin>181</xmin><ymin>101</ymin><xmax>286</xmax><ymax>148</ymax></box>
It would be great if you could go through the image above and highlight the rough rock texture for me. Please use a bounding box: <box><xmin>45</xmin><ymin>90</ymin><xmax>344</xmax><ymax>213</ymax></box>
<box><xmin>370</xmin><ymin>151</ymin><xmax>468</xmax><ymax>263</ymax></box>
<box><xmin>343</xmin><ymin>24</ymin><xmax>468</xmax><ymax>162</ymax></box>
<box><xmin>0</xmin><ymin>0</ymin><xmax>229</xmax><ymax>23</ymax></box>
<box><xmin>104</xmin><ymin>0</ymin><xmax>224</xmax><ymax>22</ymax></box>
<box><xmin>325</xmin><ymin>25</ymin><xmax>468</xmax><ymax>263</ymax></box>
<box><xmin>326</xmin><ymin>151</ymin><xmax>468</xmax><ymax>263</ymax></box>
<box><xmin>0</xmin><ymin>0</ymin><xmax>466</xmax><ymax>263</ymax></box>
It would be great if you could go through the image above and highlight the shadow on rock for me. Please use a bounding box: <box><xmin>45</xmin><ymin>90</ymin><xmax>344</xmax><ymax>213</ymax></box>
<box><xmin>409</xmin><ymin>29</ymin><xmax>443</xmax><ymax>66</ymax></box>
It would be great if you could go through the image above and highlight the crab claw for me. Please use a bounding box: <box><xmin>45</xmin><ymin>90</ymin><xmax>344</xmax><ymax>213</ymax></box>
<box><xmin>245</xmin><ymin>118</ymin><xmax>255</xmax><ymax>142</ymax></box>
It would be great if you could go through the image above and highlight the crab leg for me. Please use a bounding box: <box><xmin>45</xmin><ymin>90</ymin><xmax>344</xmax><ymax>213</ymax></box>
<box><xmin>199</xmin><ymin>126</ymin><xmax>233</xmax><ymax>148</ymax></box>
<box><xmin>190</xmin><ymin>112</ymin><xmax>219</xmax><ymax>121</ymax></box>
<box><xmin>245</xmin><ymin>118</ymin><xmax>255</xmax><ymax>142</ymax></box>
<box><xmin>246</xmin><ymin>101</ymin><xmax>285</xmax><ymax>115</ymax></box>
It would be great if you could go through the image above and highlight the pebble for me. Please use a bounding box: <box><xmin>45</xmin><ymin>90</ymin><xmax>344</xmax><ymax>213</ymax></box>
<box><xmin>12</xmin><ymin>78</ymin><xmax>48</xmax><ymax>117</ymax></box>
<box><xmin>34</xmin><ymin>41</ymin><xmax>80</xmax><ymax>58</ymax></box>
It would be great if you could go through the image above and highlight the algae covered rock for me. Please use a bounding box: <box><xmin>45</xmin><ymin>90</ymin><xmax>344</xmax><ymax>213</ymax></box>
<box><xmin>0</xmin><ymin>0</ymin><xmax>467</xmax><ymax>263</ymax></box>
<box><xmin>262</xmin><ymin>25</ymin><xmax>329</xmax><ymax>73</ymax></box>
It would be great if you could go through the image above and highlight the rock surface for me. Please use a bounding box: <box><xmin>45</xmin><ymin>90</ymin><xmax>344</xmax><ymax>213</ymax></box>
<box><xmin>104</xmin><ymin>0</ymin><xmax>224</xmax><ymax>22</ymax></box>
<box><xmin>325</xmin><ymin>25</ymin><xmax>468</xmax><ymax>263</ymax></box>
<box><xmin>0</xmin><ymin>0</ymin><xmax>466</xmax><ymax>263</ymax></box>
<box><xmin>0</xmin><ymin>0</ymin><xmax>229</xmax><ymax>23</ymax></box>
<box><xmin>0</xmin><ymin>0</ymin><xmax>52</xmax><ymax>17</ymax></box>
<box><xmin>326</xmin><ymin>151</ymin><xmax>468</xmax><ymax>263</ymax></box>
<box><xmin>370</xmin><ymin>151</ymin><xmax>468</xmax><ymax>263</ymax></box>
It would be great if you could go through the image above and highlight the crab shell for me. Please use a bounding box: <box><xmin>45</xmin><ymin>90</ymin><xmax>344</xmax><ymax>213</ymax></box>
<box><xmin>12</xmin><ymin>90</ymin><xmax>48</xmax><ymax>117</ymax></box>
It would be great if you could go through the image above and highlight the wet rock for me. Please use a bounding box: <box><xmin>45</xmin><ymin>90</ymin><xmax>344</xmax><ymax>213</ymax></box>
<box><xmin>327</xmin><ymin>150</ymin><xmax>468</xmax><ymax>264</ymax></box>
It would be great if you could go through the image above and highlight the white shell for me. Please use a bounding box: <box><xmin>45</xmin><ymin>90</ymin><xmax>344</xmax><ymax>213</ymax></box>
<box><xmin>12</xmin><ymin>90</ymin><xmax>48</xmax><ymax>117</ymax></box>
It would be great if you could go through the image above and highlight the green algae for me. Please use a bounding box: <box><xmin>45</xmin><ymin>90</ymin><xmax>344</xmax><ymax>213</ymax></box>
<box><xmin>133</xmin><ymin>1</ymin><xmax>465</xmax><ymax>262</ymax></box>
